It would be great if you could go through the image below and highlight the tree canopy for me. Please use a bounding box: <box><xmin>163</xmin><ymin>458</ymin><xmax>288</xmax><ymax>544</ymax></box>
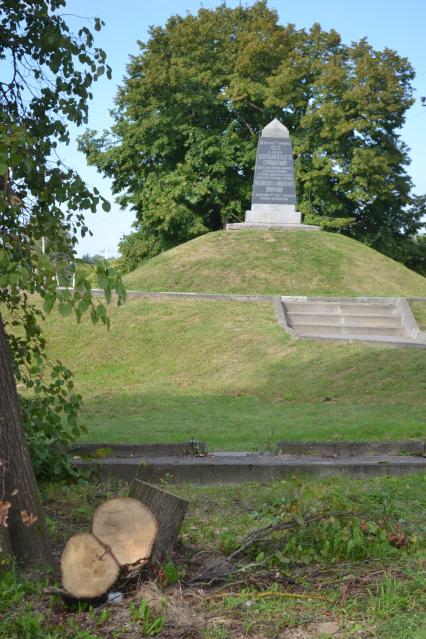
<box><xmin>0</xmin><ymin>0</ymin><xmax>124</xmax><ymax>565</ymax></box>
<box><xmin>80</xmin><ymin>1</ymin><xmax>425</xmax><ymax>269</ymax></box>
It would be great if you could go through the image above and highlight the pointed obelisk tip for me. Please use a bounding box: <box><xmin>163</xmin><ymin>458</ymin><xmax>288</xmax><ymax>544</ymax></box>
<box><xmin>261</xmin><ymin>118</ymin><xmax>289</xmax><ymax>138</ymax></box>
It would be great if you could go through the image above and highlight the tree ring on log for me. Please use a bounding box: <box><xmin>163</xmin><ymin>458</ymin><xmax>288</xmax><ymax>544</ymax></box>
<box><xmin>61</xmin><ymin>532</ymin><xmax>119</xmax><ymax>599</ymax></box>
<box><xmin>92</xmin><ymin>497</ymin><xmax>158</xmax><ymax>566</ymax></box>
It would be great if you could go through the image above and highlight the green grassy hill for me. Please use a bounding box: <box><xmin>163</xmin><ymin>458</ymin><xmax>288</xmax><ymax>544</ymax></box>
<box><xmin>124</xmin><ymin>230</ymin><xmax>426</xmax><ymax>296</ymax></box>
<box><xmin>43</xmin><ymin>297</ymin><xmax>426</xmax><ymax>448</ymax></box>
<box><xmin>40</xmin><ymin>232</ymin><xmax>426</xmax><ymax>448</ymax></box>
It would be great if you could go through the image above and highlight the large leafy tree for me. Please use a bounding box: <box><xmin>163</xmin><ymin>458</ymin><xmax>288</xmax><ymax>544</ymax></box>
<box><xmin>80</xmin><ymin>1</ymin><xmax>425</xmax><ymax>269</ymax></box>
<box><xmin>0</xmin><ymin>0</ymin><xmax>124</xmax><ymax>565</ymax></box>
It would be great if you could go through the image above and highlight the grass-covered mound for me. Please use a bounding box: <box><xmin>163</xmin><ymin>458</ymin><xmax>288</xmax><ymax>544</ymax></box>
<box><xmin>43</xmin><ymin>298</ymin><xmax>426</xmax><ymax>448</ymax></box>
<box><xmin>124</xmin><ymin>230</ymin><xmax>426</xmax><ymax>296</ymax></box>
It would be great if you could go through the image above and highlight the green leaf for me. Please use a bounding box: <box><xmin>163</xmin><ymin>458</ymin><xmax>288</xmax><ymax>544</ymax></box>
<box><xmin>96</xmin><ymin>303</ymin><xmax>106</xmax><ymax>318</ymax></box>
<box><xmin>58</xmin><ymin>302</ymin><xmax>73</xmax><ymax>317</ymax></box>
<box><xmin>43</xmin><ymin>295</ymin><xmax>56</xmax><ymax>314</ymax></box>
<box><xmin>77</xmin><ymin>299</ymin><xmax>90</xmax><ymax>315</ymax></box>
<box><xmin>0</xmin><ymin>249</ymin><xmax>8</xmax><ymax>268</ymax></box>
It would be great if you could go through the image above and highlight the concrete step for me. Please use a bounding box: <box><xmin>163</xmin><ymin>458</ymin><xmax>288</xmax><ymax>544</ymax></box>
<box><xmin>278</xmin><ymin>297</ymin><xmax>426</xmax><ymax>347</ymax></box>
<box><xmin>284</xmin><ymin>302</ymin><xmax>397</xmax><ymax>315</ymax></box>
<box><xmin>292</xmin><ymin>324</ymin><xmax>405</xmax><ymax>337</ymax></box>
<box><xmin>287</xmin><ymin>313</ymin><xmax>402</xmax><ymax>327</ymax></box>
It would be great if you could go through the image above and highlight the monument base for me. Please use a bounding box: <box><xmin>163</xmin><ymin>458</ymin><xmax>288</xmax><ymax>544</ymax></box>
<box><xmin>245</xmin><ymin>204</ymin><xmax>301</xmax><ymax>225</ymax></box>
<box><xmin>226</xmin><ymin>222</ymin><xmax>321</xmax><ymax>232</ymax></box>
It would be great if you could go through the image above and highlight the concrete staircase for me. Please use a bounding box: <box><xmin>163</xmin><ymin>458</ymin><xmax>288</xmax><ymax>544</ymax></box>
<box><xmin>277</xmin><ymin>297</ymin><xmax>426</xmax><ymax>348</ymax></box>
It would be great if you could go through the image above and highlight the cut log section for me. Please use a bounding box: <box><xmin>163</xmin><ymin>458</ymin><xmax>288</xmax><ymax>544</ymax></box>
<box><xmin>92</xmin><ymin>497</ymin><xmax>158</xmax><ymax>566</ymax></box>
<box><xmin>130</xmin><ymin>479</ymin><xmax>189</xmax><ymax>559</ymax></box>
<box><xmin>61</xmin><ymin>533</ymin><xmax>119</xmax><ymax>599</ymax></box>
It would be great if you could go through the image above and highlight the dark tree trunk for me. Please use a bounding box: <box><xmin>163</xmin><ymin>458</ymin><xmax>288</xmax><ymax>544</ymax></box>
<box><xmin>0</xmin><ymin>523</ymin><xmax>12</xmax><ymax>565</ymax></box>
<box><xmin>0</xmin><ymin>313</ymin><xmax>52</xmax><ymax>565</ymax></box>
<box><xmin>209</xmin><ymin>204</ymin><xmax>224</xmax><ymax>231</ymax></box>
<box><xmin>130</xmin><ymin>479</ymin><xmax>188</xmax><ymax>560</ymax></box>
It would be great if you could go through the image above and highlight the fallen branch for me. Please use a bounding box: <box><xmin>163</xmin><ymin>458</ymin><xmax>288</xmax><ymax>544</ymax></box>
<box><xmin>228</xmin><ymin>511</ymin><xmax>357</xmax><ymax>562</ymax></box>
<box><xmin>190</xmin><ymin>511</ymin><xmax>361</xmax><ymax>585</ymax></box>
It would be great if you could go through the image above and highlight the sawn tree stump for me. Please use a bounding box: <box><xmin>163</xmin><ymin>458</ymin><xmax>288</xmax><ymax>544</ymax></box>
<box><xmin>130</xmin><ymin>479</ymin><xmax>189</xmax><ymax>559</ymax></box>
<box><xmin>61</xmin><ymin>497</ymin><xmax>158</xmax><ymax>599</ymax></box>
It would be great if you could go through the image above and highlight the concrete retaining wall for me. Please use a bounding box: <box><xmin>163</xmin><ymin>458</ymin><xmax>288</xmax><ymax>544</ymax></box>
<box><xmin>75</xmin><ymin>454</ymin><xmax>426</xmax><ymax>484</ymax></box>
<box><xmin>277</xmin><ymin>440</ymin><xmax>425</xmax><ymax>457</ymax></box>
<box><xmin>70</xmin><ymin>441</ymin><xmax>208</xmax><ymax>458</ymax></box>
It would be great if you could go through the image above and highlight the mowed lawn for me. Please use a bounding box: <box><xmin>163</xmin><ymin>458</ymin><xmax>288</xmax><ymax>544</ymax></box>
<box><xmin>42</xmin><ymin>297</ymin><xmax>426</xmax><ymax>448</ymax></box>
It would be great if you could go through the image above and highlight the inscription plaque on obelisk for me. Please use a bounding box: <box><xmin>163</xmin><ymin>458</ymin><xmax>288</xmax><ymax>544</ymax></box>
<box><xmin>226</xmin><ymin>118</ymin><xmax>320</xmax><ymax>230</ymax></box>
<box><xmin>251</xmin><ymin>137</ymin><xmax>296</xmax><ymax>206</ymax></box>
<box><xmin>245</xmin><ymin>118</ymin><xmax>301</xmax><ymax>225</ymax></box>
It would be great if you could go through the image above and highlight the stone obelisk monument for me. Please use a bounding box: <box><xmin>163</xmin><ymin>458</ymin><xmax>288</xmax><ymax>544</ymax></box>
<box><xmin>227</xmin><ymin>119</ymin><xmax>319</xmax><ymax>231</ymax></box>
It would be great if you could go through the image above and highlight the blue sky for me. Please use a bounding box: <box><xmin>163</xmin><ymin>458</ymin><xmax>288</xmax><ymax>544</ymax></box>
<box><xmin>62</xmin><ymin>0</ymin><xmax>426</xmax><ymax>256</ymax></box>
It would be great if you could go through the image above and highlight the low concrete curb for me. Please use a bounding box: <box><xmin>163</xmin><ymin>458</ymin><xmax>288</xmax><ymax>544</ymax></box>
<box><xmin>276</xmin><ymin>440</ymin><xmax>426</xmax><ymax>457</ymax></box>
<box><xmin>84</xmin><ymin>289</ymin><xmax>275</xmax><ymax>303</ymax></box>
<box><xmin>69</xmin><ymin>441</ymin><xmax>208</xmax><ymax>458</ymax></box>
<box><xmin>74</xmin><ymin>452</ymin><xmax>426</xmax><ymax>485</ymax></box>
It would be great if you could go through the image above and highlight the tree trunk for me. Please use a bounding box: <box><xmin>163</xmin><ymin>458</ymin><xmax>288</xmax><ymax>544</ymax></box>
<box><xmin>0</xmin><ymin>518</ymin><xmax>12</xmax><ymax>566</ymax></box>
<box><xmin>130</xmin><ymin>479</ymin><xmax>189</xmax><ymax>560</ymax></box>
<box><xmin>0</xmin><ymin>313</ymin><xmax>52</xmax><ymax>565</ymax></box>
<box><xmin>209</xmin><ymin>203</ymin><xmax>224</xmax><ymax>231</ymax></box>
